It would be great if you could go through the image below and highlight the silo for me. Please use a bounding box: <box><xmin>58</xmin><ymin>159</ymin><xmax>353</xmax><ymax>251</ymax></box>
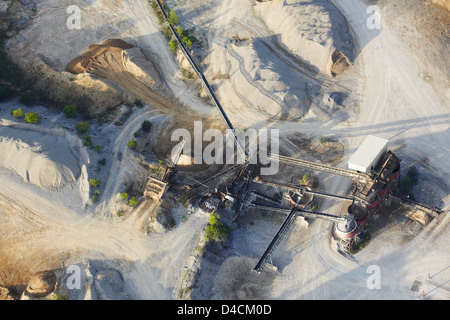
<box><xmin>334</xmin><ymin>215</ymin><xmax>359</xmax><ymax>240</ymax></box>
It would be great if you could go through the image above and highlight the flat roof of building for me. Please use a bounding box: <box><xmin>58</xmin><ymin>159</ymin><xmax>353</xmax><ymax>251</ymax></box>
<box><xmin>348</xmin><ymin>135</ymin><xmax>388</xmax><ymax>173</ymax></box>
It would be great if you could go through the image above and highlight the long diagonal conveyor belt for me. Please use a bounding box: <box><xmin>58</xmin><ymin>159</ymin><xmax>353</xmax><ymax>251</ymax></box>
<box><xmin>253</xmin><ymin>205</ymin><xmax>299</xmax><ymax>273</ymax></box>
<box><xmin>253</xmin><ymin>202</ymin><xmax>348</xmax><ymax>273</ymax></box>
<box><xmin>155</xmin><ymin>0</ymin><xmax>247</xmax><ymax>159</ymax></box>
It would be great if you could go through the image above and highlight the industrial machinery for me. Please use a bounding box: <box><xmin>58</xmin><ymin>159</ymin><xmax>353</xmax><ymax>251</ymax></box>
<box><xmin>152</xmin><ymin>0</ymin><xmax>444</xmax><ymax>273</ymax></box>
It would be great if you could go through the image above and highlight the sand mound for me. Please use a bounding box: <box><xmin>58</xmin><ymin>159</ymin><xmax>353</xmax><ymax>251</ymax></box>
<box><xmin>227</xmin><ymin>40</ymin><xmax>310</xmax><ymax>120</ymax></box>
<box><xmin>212</xmin><ymin>256</ymin><xmax>277</xmax><ymax>299</ymax></box>
<box><xmin>0</xmin><ymin>126</ymin><xmax>84</xmax><ymax>190</ymax></box>
<box><xmin>255</xmin><ymin>0</ymin><xmax>353</xmax><ymax>75</ymax></box>
<box><xmin>66</xmin><ymin>39</ymin><xmax>134</xmax><ymax>74</ymax></box>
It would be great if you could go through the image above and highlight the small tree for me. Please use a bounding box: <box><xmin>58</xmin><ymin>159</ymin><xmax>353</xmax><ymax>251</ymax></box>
<box><xmin>76</xmin><ymin>122</ymin><xmax>90</xmax><ymax>134</ymax></box>
<box><xmin>120</xmin><ymin>192</ymin><xmax>129</xmax><ymax>201</ymax></box>
<box><xmin>299</xmin><ymin>174</ymin><xmax>310</xmax><ymax>186</ymax></box>
<box><xmin>169</xmin><ymin>40</ymin><xmax>178</xmax><ymax>54</ymax></box>
<box><xmin>63</xmin><ymin>104</ymin><xmax>77</xmax><ymax>118</ymax></box>
<box><xmin>127</xmin><ymin>140</ymin><xmax>137</xmax><ymax>149</ymax></box>
<box><xmin>186</xmin><ymin>38</ymin><xmax>193</xmax><ymax>49</ymax></box>
<box><xmin>141</xmin><ymin>120</ymin><xmax>152</xmax><ymax>132</ymax></box>
<box><xmin>24</xmin><ymin>112</ymin><xmax>39</xmax><ymax>123</ymax></box>
<box><xmin>89</xmin><ymin>178</ymin><xmax>101</xmax><ymax>188</ymax></box>
<box><xmin>83</xmin><ymin>135</ymin><xmax>92</xmax><ymax>147</ymax></box>
<box><xmin>168</xmin><ymin>9</ymin><xmax>179</xmax><ymax>25</ymax></box>
<box><xmin>12</xmin><ymin>107</ymin><xmax>25</xmax><ymax>118</ymax></box>
<box><xmin>128</xmin><ymin>197</ymin><xmax>139</xmax><ymax>207</ymax></box>
<box><xmin>176</xmin><ymin>25</ymin><xmax>184</xmax><ymax>36</ymax></box>
<box><xmin>205</xmin><ymin>213</ymin><xmax>232</xmax><ymax>243</ymax></box>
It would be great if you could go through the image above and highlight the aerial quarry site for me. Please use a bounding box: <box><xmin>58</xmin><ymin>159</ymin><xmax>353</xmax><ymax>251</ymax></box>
<box><xmin>0</xmin><ymin>0</ymin><xmax>449</xmax><ymax>303</ymax></box>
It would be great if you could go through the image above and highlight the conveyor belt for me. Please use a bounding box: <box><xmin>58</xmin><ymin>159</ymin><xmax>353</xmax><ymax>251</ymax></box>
<box><xmin>254</xmin><ymin>205</ymin><xmax>299</xmax><ymax>273</ymax></box>
<box><xmin>155</xmin><ymin>0</ymin><xmax>247</xmax><ymax>159</ymax></box>
<box><xmin>392</xmin><ymin>195</ymin><xmax>444</xmax><ymax>218</ymax></box>
<box><xmin>251</xmin><ymin>203</ymin><xmax>348</xmax><ymax>223</ymax></box>
<box><xmin>255</xmin><ymin>179</ymin><xmax>355</xmax><ymax>202</ymax></box>
<box><xmin>270</xmin><ymin>154</ymin><xmax>371</xmax><ymax>181</ymax></box>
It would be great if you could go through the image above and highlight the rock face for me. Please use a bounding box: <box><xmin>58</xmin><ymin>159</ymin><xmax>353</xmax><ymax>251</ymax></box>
<box><xmin>25</xmin><ymin>271</ymin><xmax>57</xmax><ymax>298</ymax></box>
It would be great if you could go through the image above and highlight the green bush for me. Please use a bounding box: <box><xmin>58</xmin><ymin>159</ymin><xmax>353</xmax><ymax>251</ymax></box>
<box><xmin>63</xmin><ymin>104</ymin><xmax>77</xmax><ymax>118</ymax></box>
<box><xmin>120</xmin><ymin>192</ymin><xmax>129</xmax><ymax>201</ymax></box>
<box><xmin>89</xmin><ymin>178</ymin><xmax>101</xmax><ymax>188</ymax></box>
<box><xmin>24</xmin><ymin>112</ymin><xmax>39</xmax><ymax>123</ymax></box>
<box><xmin>169</xmin><ymin>40</ymin><xmax>178</xmax><ymax>54</ymax></box>
<box><xmin>127</xmin><ymin>140</ymin><xmax>137</xmax><ymax>149</ymax></box>
<box><xmin>134</xmin><ymin>99</ymin><xmax>144</xmax><ymax>108</ymax></box>
<box><xmin>205</xmin><ymin>213</ymin><xmax>232</xmax><ymax>243</ymax></box>
<box><xmin>176</xmin><ymin>25</ymin><xmax>184</xmax><ymax>36</ymax></box>
<box><xmin>95</xmin><ymin>145</ymin><xmax>103</xmax><ymax>153</ymax></box>
<box><xmin>128</xmin><ymin>197</ymin><xmax>139</xmax><ymax>207</ymax></box>
<box><xmin>168</xmin><ymin>9</ymin><xmax>179</xmax><ymax>25</ymax></box>
<box><xmin>141</xmin><ymin>120</ymin><xmax>152</xmax><ymax>132</ymax></box>
<box><xmin>76</xmin><ymin>122</ymin><xmax>90</xmax><ymax>133</ymax></box>
<box><xmin>299</xmin><ymin>174</ymin><xmax>310</xmax><ymax>186</ymax></box>
<box><xmin>83</xmin><ymin>135</ymin><xmax>92</xmax><ymax>147</ymax></box>
<box><xmin>186</xmin><ymin>38</ymin><xmax>193</xmax><ymax>49</ymax></box>
<box><xmin>12</xmin><ymin>107</ymin><xmax>25</xmax><ymax>118</ymax></box>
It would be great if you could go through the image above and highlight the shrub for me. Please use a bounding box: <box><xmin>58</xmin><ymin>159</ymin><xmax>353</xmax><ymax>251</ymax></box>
<box><xmin>76</xmin><ymin>122</ymin><xmax>90</xmax><ymax>133</ymax></box>
<box><xmin>176</xmin><ymin>25</ymin><xmax>184</xmax><ymax>36</ymax></box>
<box><xmin>120</xmin><ymin>192</ymin><xmax>129</xmax><ymax>201</ymax></box>
<box><xmin>128</xmin><ymin>197</ymin><xmax>139</xmax><ymax>207</ymax></box>
<box><xmin>169</xmin><ymin>40</ymin><xmax>178</xmax><ymax>54</ymax></box>
<box><xmin>134</xmin><ymin>99</ymin><xmax>144</xmax><ymax>108</ymax></box>
<box><xmin>19</xmin><ymin>91</ymin><xmax>39</xmax><ymax>106</ymax></box>
<box><xmin>299</xmin><ymin>174</ymin><xmax>310</xmax><ymax>186</ymax></box>
<box><xmin>24</xmin><ymin>112</ymin><xmax>39</xmax><ymax>123</ymax></box>
<box><xmin>186</xmin><ymin>38</ymin><xmax>193</xmax><ymax>49</ymax></box>
<box><xmin>97</xmin><ymin>158</ymin><xmax>106</xmax><ymax>166</ymax></box>
<box><xmin>95</xmin><ymin>145</ymin><xmax>103</xmax><ymax>153</ymax></box>
<box><xmin>63</xmin><ymin>104</ymin><xmax>77</xmax><ymax>118</ymax></box>
<box><xmin>205</xmin><ymin>213</ymin><xmax>232</xmax><ymax>243</ymax></box>
<box><xmin>168</xmin><ymin>9</ymin><xmax>179</xmax><ymax>25</ymax></box>
<box><xmin>89</xmin><ymin>178</ymin><xmax>101</xmax><ymax>188</ymax></box>
<box><xmin>83</xmin><ymin>135</ymin><xmax>92</xmax><ymax>147</ymax></box>
<box><xmin>162</xmin><ymin>26</ymin><xmax>173</xmax><ymax>40</ymax></box>
<box><xmin>127</xmin><ymin>140</ymin><xmax>137</xmax><ymax>149</ymax></box>
<box><xmin>141</xmin><ymin>120</ymin><xmax>152</xmax><ymax>132</ymax></box>
<box><xmin>12</xmin><ymin>107</ymin><xmax>25</xmax><ymax>118</ymax></box>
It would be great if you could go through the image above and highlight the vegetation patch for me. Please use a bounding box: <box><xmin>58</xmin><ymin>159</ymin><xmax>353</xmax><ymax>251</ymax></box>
<box><xmin>205</xmin><ymin>213</ymin><xmax>232</xmax><ymax>243</ymax></box>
